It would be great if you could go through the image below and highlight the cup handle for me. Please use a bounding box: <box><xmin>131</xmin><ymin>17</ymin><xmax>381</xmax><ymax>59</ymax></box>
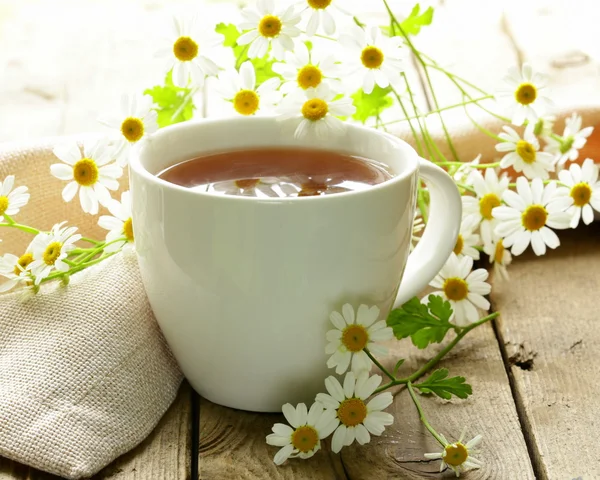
<box><xmin>394</xmin><ymin>158</ymin><xmax>462</xmax><ymax>308</ymax></box>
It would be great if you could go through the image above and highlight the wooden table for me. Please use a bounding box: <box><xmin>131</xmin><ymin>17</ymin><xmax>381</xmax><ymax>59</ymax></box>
<box><xmin>1</xmin><ymin>0</ymin><xmax>600</xmax><ymax>478</ymax></box>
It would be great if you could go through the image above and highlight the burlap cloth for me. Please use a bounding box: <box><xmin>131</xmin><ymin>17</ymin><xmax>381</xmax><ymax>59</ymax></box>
<box><xmin>0</xmin><ymin>106</ymin><xmax>599</xmax><ymax>479</ymax></box>
<box><xmin>0</xmin><ymin>136</ymin><xmax>183</xmax><ymax>479</ymax></box>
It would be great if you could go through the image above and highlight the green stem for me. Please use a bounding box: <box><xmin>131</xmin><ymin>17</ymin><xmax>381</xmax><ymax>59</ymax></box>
<box><xmin>462</xmin><ymin>98</ymin><xmax>504</xmax><ymax>141</ymax></box>
<box><xmin>407</xmin><ymin>381</ymin><xmax>446</xmax><ymax>447</ymax></box>
<box><xmin>171</xmin><ymin>86</ymin><xmax>200</xmax><ymax>123</ymax></box>
<box><xmin>0</xmin><ymin>220</ymin><xmax>40</xmax><ymax>235</ymax></box>
<box><xmin>80</xmin><ymin>237</ymin><xmax>102</xmax><ymax>245</ymax></box>
<box><xmin>391</xmin><ymin>87</ymin><xmax>424</xmax><ymax>157</ymax></box>
<box><xmin>421</xmin><ymin>58</ymin><xmax>489</xmax><ymax>96</ymax></box>
<box><xmin>235</xmin><ymin>44</ymin><xmax>250</xmax><ymax>69</ymax></box>
<box><xmin>41</xmin><ymin>252</ymin><xmax>118</xmax><ymax>284</ymax></box>
<box><xmin>456</xmin><ymin>183</ymin><xmax>476</xmax><ymax>194</ymax></box>
<box><xmin>364</xmin><ymin>347</ymin><xmax>395</xmax><ymax>381</ymax></box>
<box><xmin>417</xmin><ymin>186</ymin><xmax>429</xmax><ymax>223</ymax></box>
<box><xmin>436</xmin><ymin>161</ymin><xmax>501</xmax><ymax>169</ymax></box>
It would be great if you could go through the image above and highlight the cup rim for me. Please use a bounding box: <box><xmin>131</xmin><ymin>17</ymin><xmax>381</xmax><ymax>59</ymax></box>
<box><xmin>129</xmin><ymin>116</ymin><xmax>419</xmax><ymax>202</ymax></box>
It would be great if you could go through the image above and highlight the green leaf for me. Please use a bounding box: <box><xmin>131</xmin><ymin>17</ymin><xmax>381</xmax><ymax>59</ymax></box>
<box><xmin>414</xmin><ymin>368</ymin><xmax>472</xmax><ymax>400</ymax></box>
<box><xmin>386</xmin><ymin>295</ymin><xmax>453</xmax><ymax>349</ymax></box>
<box><xmin>393</xmin><ymin>358</ymin><xmax>405</xmax><ymax>376</ymax></box>
<box><xmin>351</xmin><ymin>86</ymin><xmax>394</xmax><ymax>124</ymax></box>
<box><xmin>143</xmin><ymin>71</ymin><xmax>195</xmax><ymax>128</ymax></box>
<box><xmin>215</xmin><ymin>22</ymin><xmax>240</xmax><ymax>48</ymax></box>
<box><xmin>400</xmin><ymin>4</ymin><xmax>434</xmax><ymax>36</ymax></box>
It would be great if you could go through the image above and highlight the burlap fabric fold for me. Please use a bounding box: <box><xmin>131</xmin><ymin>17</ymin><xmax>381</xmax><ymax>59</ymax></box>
<box><xmin>0</xmin><ymin>137</ymin><xmax>183</xmax><ymax>479</ymax></box>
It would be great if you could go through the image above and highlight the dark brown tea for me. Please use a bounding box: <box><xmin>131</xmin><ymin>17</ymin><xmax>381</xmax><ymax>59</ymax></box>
<box><xmin>157</xmin><ymin>147</ymin><xmax>394</xmax><ymax>198</ymax></box>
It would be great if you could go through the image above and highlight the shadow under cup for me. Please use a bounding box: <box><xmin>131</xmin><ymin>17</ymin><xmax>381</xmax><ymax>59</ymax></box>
<box><xmin>129</xmin><ymin>116</ymin><xmax>419</xmax><ymax>412</ymax></box>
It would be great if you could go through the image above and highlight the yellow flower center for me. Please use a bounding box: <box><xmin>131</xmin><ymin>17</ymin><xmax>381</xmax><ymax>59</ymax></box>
<box><xmin>235</xmin><ymin>179</ymin><xmax>260</xmax><ymax>189</ymax></box>
<box><xmin>173</xmin><ymin>36</ymin><xmax>199</xmax><ymax>62</ymax></box>
<box><xmin>443</xmin><ymin>277</ymin><xmax>468</xmax><ymax>302</ymax></box>
<box><xmin>516</xmin><ymin>140</ymin><xmax>537</xmax><ymax>164</ymax></box>
<box><xmin>258</xmin><ymin>15</ymin><xmax>282</xmax><ymax>38</ymax></box>
<box><xmin>43</xmin><ymin>241</ymin><xmax>63</xmax><ymax>266</ymax></box>
<box><xmin>494</xmin><ymin>239</ymin><xmax>505</xmax><ymax>265</ymax></box>
<box><xmin>73</xmin><ymin>158</ymin><xmax>99</xmax><ymax>187</ymax></box>
<box><xmin>361</xmin><ymin>46</ymin><xmax>384</xmax><ymax>69</ymax></box>
<box><xmin>308</xmin><ymin>0</ymin><xmax>332</xmax><ymax>9</ymax></box>
<box><xmin>302</xmin><ymin>98</ymin><xmax>329</xmax><ymax>121</ymax></box>
<box><xmin>337</xmin><ymin>398</ymin><xmax>367</xmax><ymax>427</ymax></box>
<box><xmin>443</xmin><ymin>443</ymin><xmax>469</xmax><ymax>467</ymax></box>
<box><xmin>233</xmin><ymin>90</ymin><xmax>260</xmax><ymax>116</ymax></box>
<box><xmin>521</xmin><ymin>205</ymin><xmax>547</xmax><ymax>231</ymax></box>
<box><xmin>121</xmin><ymin>117</ymin><xmax>145</xmax><ymax>143</ymax></box>
<box><xmin>570</xmin><ymin>182</ymin><xmax>592</xmax><ymax>207</ymax></box>
<box><xmin>123</xmin><ymin>218</ymin><xmax>134</xmax><ymax>242</ymax></box>
<box><xmin>453</xmin><ymin>234</ymin><xmax>464</xmax><ymax>255</ymax></box>
<box><xmin>514</xmin><ymin>82</ymin><xmax>537</xmax><ymax>105</ymax></box>
<box><xmin>297</xmin><ymin>65</ymin><xmax>323</xmax><ymax>90</ymax></box>
<box><xmin>14</xmin><ymin>253</ymin><xmax>34</xmax><ymax>276</ymax></box>
<box><xmin>0</xmin><ymin>196</ymin><xmax>9</xmax><ymax>216</ymax></box>
<box><xmin>479</xmin><ymin>193</ymin><xmax>501</xmax><ymax>221</ymax></box>
<box><xmin>341</xmin><ymin>324</ymin><xmax>369</xmax><ymax>352</ymax></box>
<box><xmin>291</xmin><ymin>425</ymin><xmax>319</xmax><ymax>453</ymax></box>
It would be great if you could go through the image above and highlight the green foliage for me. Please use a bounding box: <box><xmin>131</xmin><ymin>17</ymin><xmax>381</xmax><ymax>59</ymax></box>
<box><xmin>144</xmin><ymin>71</ymin><xmax>195</xmax><ymax>128</ymax></box>
<box><xmin>414</xmin><ymin>368</ymin><xmax>472</xmax><ymax>399</ymax></box>
<box><xmin>400</xmin><ymin>4</ymin><xmax>434</xmax><ymax>36</ymax></box>
<box><xmin>351</xmin><ymin>86</ymin><xmax>394</xmax><ymax>124</ymax></box>
<box><xmin>215</xmin><ymin>23</ymin><xmax>280</xmax><ymax>86</ymax></box>
<box><xmin>386</xmin><ymin>295</ymin><xmax>453</xmax><ymax>349</ymax></box>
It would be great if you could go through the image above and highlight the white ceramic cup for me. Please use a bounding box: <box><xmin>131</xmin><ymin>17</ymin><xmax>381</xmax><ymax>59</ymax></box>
<box><xmin>129</xmin><ymin>116</ymin><xmax>461</xmax><ymax>412</ymax></box>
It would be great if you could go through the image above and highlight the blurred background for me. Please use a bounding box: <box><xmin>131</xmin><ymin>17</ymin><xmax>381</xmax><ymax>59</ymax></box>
<box><xmin>1</xmin><ymin>0</ymin><xmax>599</xmax><ymax>143</ymax></box>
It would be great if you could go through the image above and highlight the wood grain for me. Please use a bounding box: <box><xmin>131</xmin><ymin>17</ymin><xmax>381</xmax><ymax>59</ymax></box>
<box><xmin>490</xmin><ymin>222</ymin><xmax>600</xmax><ymax>480</ymax></box>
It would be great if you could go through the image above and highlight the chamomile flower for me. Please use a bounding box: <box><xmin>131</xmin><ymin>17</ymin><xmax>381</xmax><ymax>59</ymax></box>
<box><xmin>237</xmin><ymin>0</ymin><xmax>301</xmax><ymax>60</ymax></box>
<box><xmin>316</xmin><ymin>372</ymin><xmax>394</xmax><ymax>453</ymax></box>
<box><xmin>461</xmin><ymin>168</ymin><xmax>509</xmax><ymax>249</ymax></box>
<box><xmin>98</xmin><ymin>94</ymin><xmax>158</xmax><ymax>167</ymax></box>
<box><xmin>28</xmin><ymin>222</ymin><xmax>81</xmax><ymax>285</ymax></box>
<box><xmin>492</xmin><ymin>177</ymin><xmax>571</xmax><ymax>256</ymax></box>
<box><xmin>452</xmin><ymin>154</ymin><xmax>481</xmax><ymax>185</ymax></box>
<box><xmin>0</xmin><ymin>247</ymin><xmax>35</xmax><ymax>293</ymax></box>
<box><xmin>266</xmin><ymin>402</ymin><xmax>339</xmax><ymax>465</ymax></box>
<box><xmin>217</xmin><ymin>61</ymin><xmax>282</xmax><ymax>116</ymax></box>
<box><xmin>339</xmin><ymin>25</ymin><xmax>404</xmax><ymax>94</ymax></box>
<box><xmin>154</xmin><ymin>16</ymin><xmax>221</xmax><ymax>88</ymax></box>
<box><xmin>411</xmin><ymin>211</ymin><xmax>424</xmax><ymax>251</ymax></box>
<box><xmin>295</xmin><ymin>0</ymin><xmax>341</xmax><ymax>36</ymax></box>
<box><xmin>424</xmin><ymin>430</ymin><xmax>483</xmax><ymax>477</ymax></box>
<box><xmin>496</xmin><ymin>62</ymin><xmax>552</xmax><ymax>126</ymax></box>
<box><xmin>429</xmin><ymin>254</ymin><xmax>491</xmax><ymax>327</ymax></box>
<box><xmin>533</xmin><ymin>114</ymin><xmax>555</xmax><ymax>138</ymax></box>
<box><xmin>277</xmin><ymin>83</ymin><xmax>355</xmax><ymax>139</ymax></box>
<box><xmin>98</xmin><ymin>191</ymin><xmax>135</xmax><ymax>253</ymax></box>
<box><xmin>550</xmin><ymin>159</ymin><xmax>600</xmax><ymax>228</ymax></box>
<box><xmin>0</xmin><ymin>175</ymin><xmax>30</xmax><ymax>222</ymax></box>
<box><xmin>496</xmin><ymin>124</ymin><xmax>555</xmax><ymax>180</ymax></box>
<box><xmin>483</xmin><ymin>234</ymin><xmax>512</xmax><ymax>281</ymax></box>
<box><xmin>272</xmin><ymin>41</ymin><xmax>343</xmax><ymax>95</ymax></box>
<box><xmin>51</xmin><ymin>138</ymin><xmax>123</xmax><ymax>215</ymax></box>
<box><xmin>453</xmin><ymin>217</ymin><xmax>481</xmax><ymax>260</ymax></box>
<box><xmin>544</xmin><ymin>113</ymin><xmax>594</xmax><ymax>167</ymax></box>
<box><xmin>325</xmin><ymin>303</ymin><xmax>393</xmax><ymax>375</ymax></box>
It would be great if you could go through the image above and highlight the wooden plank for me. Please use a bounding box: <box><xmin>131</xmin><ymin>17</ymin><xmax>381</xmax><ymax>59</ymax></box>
<box><xmin>490</xmin><ymin>223</ymin><xmax>600</xmax><ymax>480</ymax></box>
<box><xmin>0</xmin><ymin>382</ymin><xmax>193</xmax><ymax>480</ymax></box>
<box><xmin>198</xmin><ymin>397</ymin><xmax>347</xmax><ymax>479</ymax></box>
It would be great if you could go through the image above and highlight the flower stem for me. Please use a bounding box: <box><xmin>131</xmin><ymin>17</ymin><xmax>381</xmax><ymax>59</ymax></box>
<box><xmin>407</xmin><ymin>381</ymin><xmax>447</xmax><ymax>447</ymax></box>
<box><xmin>364</xmin><ymin>347</ymin><xmax>396</xmax><ymax>381</ymax></box>
<box><xmin>80</xmin><ymin>237</ymin><xmax>102</xmax><ymax>245</ymax></box>
<box><xmin>417</xmin><ymin>185</ymin><xmax>429</xmax><ymax>223</ymax></box>
<box><xmin>0</xmin><ymin>219</ymin><xmax>40</xmax><ymax>235</ymax></box>
<box><xmin>391</xmin><ymin>86</ymin><xmax>424</xmax><ymax>157</ymax></box>
<box><xmin>436</xmin><ymin>161</ymin><xmax>501</xmax><ymax>169</ymax></box>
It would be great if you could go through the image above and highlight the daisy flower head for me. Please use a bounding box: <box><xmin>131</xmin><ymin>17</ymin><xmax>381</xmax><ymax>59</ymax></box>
<box><xmin>544</xmin><ymin>113</ymin><xmax>594</xmax><ymax>167</ymax></box>
<box><xmin>483</xmin><ymin>234</ymin><xmax>512</xmax><ymax>281</ymax></box>
<box><xmin>315</xmin><ymin>371</ymin><xmax>394</xmax><ymax>453</ymax></box>
<box><xmin>411</xmin><ymin>211</ymin><xmax>424</xmax><ymax>251</ymax></box>
<box><xmin>0</xmin><ymin>175</ymin><xmax>30</xmax><ymax>222</ymax></box>
<box><xmin>452</xmin><ymin>154</ymin><xmax>481</xmax><ymax>185</ymax></box>
<box><xmin>325</xmin><ymin>303</ymin><xmax>393</xmax><ymax>375</ymax></box>
<box><xmin>217</xmin><ymin>61</ymin><xmax>282</xmax><ymax>116</ymax></box>
<box><xmin>98</xmin><ymin>94</ymin><xmax>158</xmax><ymax>167</ymax></box>
<box><xmin>295</xmin><ymin>0</ymin><xmax>342</xmax><ymax>36</ymax></box>
<box><xmin>51</xmin><ymin>138</ymin><xmax>123</xmax><ymax>215</ymax></box>
<box><xmin>496</xmin><ymin>124</ymin><xmax>555</xmax><ymax>180</ymax></box>
<box><xmin>551</xmin><ymin>159</ymin><xmax>600</xmax><ymax>228</ymax></box>
<box><xmin>277</xmin><ymin>83</ymin><xmax>355</xmax><ymax>139</ymax></box>
<box><xmin>98</xmin><ymin>191</ymin><xmax>135</xmax><ymax>253</ymax></box>
<box><xmin>496</xmin><ymin>62</ymin><xmax>552</xmax><ymax>126</ymax></box>
<box><xmin>237</xmin><ymin>0</ymin><xmax>301</xmax><ymax>60</ymax></box>
<box><xmin>0</xmin><ymin>246</ymin><xmax>35</xmax><ymax>293</ymax></box>
<box><xmin>339</xmin><ymin>25</ymin><xmax>404</xmax><ymax>95</ymax></box>
<box><xmin>424</xmin><ymin>430</ymin><xmax>483</xmax><ymax>477</ymax></box>
<box><xmin>492</xmin><ymin>177</ymin><xmax>571</xmax><ymax>256</ymax></box>
<box><xmin>429</xmin><ymin>254</ymin><xmax>491</xmax><ymax>327</ymax></box>
<box><xmin>533</xmin><ymin>114</ymin><xmax>555</xmax><ymax>138</ymax></box>
<box><xmin>453</xmin><ymin>217</ymin><xmax>481</xmax><ymax>261</ymax></box>
<box><xmin>29</xmin><ymin>222</ymin><xmax>81</xmax><ymax>285</ymax></box>
<box><xmin>272</xmin><ymin>41</ymin><xmax>343</xmax><ymax>96</ymax></box>
<box><xmin>154</xmin><ymin>15</ymin><xmax>221</xmax><ymax>88</ymax></box>
<box><xmin>266</xmin><ymin>402</ymin><xmax>339</xmax><ymax>465</ymax></box>
<box><xmin>461</xmin><ymin>167</ymin><xmax>509</xmax><ymax>249</ymax></box>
